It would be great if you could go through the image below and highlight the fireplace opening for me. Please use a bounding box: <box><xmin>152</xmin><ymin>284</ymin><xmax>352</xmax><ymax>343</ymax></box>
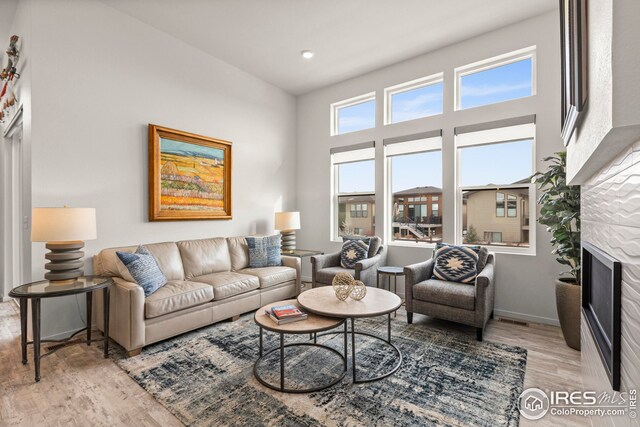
<box><xmin>582</xmin><ymin>241</ymin><xmax>622</xmax><ymax>391</ymax></box>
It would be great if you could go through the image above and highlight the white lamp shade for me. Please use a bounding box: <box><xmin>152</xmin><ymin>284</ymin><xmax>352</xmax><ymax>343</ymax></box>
<box><xmin>274</xmin><ymin>211</ymin><xmax>300</xmax><ymax>231</ymax></box>
<box><xmin>31</xmin><ymin>207</ymin><xmax>97</xmax><ymax>242</ymax></box>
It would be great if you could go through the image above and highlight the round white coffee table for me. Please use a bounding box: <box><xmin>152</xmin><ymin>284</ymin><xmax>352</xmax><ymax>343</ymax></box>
<box><xmin>297</xmin><ymin>287</ymin><xmax>402</xmax><ymax>383</ymax></box>
<box><xmin>253</xmin><ymin>299</ymin><xmax>347</xmax><ymax>393</ymax></box>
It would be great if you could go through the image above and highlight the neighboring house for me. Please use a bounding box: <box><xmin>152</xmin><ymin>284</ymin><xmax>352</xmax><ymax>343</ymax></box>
<box><xmin>463</xmin><ymin>185</ymin><xmax>530</xmax><ymax>246</ymax></box>
<box><xmin>392</xmin><ymin>186</ymin><xmax>443</xmax><ymax>242</ymax></box>
<box><xmin>338</xmin><ymin>194</ymin><xmax>376</xmax><ymax>236</ymax></box>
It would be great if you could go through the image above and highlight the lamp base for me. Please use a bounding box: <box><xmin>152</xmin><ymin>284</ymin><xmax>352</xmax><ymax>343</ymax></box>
<box><xmin>280</xmin><ymin>230</ymin><xmax>296</xmax><ymax>252</ymax></box>
<box><xmin>44</xmin><ymin>241</ymin><xmax>85</xmax><ymax>282</ymax></box>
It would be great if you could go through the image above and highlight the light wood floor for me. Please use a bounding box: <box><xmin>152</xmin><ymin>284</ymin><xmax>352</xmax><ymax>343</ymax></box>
<box><xmin>0</xmin><ymin>300</ymin><xmax>587</xmax><ymax>426</ymax></box>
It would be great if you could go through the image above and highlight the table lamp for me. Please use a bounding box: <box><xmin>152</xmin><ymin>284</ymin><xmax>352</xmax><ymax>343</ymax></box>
<box><xmin>274</xmin><ymin>211</ymin><xmax>300</xmax><ymax>253</ymax></box>
<box><xmin>31</xmin><ymin>207</ymin><xmax>97</xmax><ymax>282</ymax></box>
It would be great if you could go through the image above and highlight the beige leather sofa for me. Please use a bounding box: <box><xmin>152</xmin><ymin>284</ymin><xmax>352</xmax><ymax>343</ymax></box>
<box><xmin>92</xmin><ymin>236</ymin><xmax>301</xmax><ymax>356</ymax></box>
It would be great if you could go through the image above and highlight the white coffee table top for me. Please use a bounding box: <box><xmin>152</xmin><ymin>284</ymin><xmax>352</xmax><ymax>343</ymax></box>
<box><xmin>298</xmin><ymin>287</ymin><xmax>402</xmax><ymax>318</ymax></box>
<box><xmin>254</xmin><ymin>299</ymin><xmax>344</xmax><ymax>334</ymax></box>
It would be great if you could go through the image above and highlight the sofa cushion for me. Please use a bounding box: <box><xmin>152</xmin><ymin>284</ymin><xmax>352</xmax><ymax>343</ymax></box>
<box><xmin>227</xmin><ymin>236</ymin><xmax>249</xmax><ymax>271</ymax></box>
<box><xmin>432</xmin><ymin>243</ymin><xmax>479</xmax><ymax>284</ymax></box>
<box><xmin>340</xmin><ymin>239</ymin><xmax>369</xmax><ymax>269</ymax></box>
<box><xmin>240</xmin><ymin>266</ymin><xmax>296</xmax><ymax>289</ymax></box>
<box><xmin>413</xmin><ymin>279</ymin><xmax>475</xmax><ymax>310</ymax></box>
<box><xmin>116</xmin><ymin>246</ymin><xmax>167</xmax><ymax>297</ymax></box>
<box><xmin>177</xmin><ymin>238</ymin><xmax>231</xmax><ymax>279</ymax></box>
<box><xmin>317</xmin><ymin>267</ymin><xmax>355</xmax><ymax>285</ymax></box>
<box><xmin>145</xmin><ymin>242</ymin><xmax>186</xmax><ymax>281</ymax></box>
<box><xmin>144</xmin><ymin>280</ymin><xmax>214</xmax><ymax>319</ymax></box>
<box><xmin>194</xmin><ymin>272</ymin><xmax>259</xmax><ymax>300</ymax></box>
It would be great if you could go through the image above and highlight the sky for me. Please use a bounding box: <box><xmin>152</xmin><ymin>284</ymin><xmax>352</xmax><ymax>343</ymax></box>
<box><xmin>161</xmin><ymin>137</ymin><xmax>224</xmax><ymax>160</ymax></box>
<box><xmin>337</xmin><ymin>57</ymin><xmax>533</xmax><ymax>193</ymax></box>
<box><xmin>460</xmin><ymin>58</ymin><xmax>532</xmax><ymax>109</ymax></box>
<box><xmin>338</xmin><ymin>139</ymin><xmax>532</xmax><ymax>195</ymax></box>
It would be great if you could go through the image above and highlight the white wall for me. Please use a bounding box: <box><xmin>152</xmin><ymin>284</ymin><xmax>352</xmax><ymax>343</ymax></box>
<box><xmin>296</xmin><ymin>11</ymin><xmax>565</xmax><ymax>325</ymax></box>
<box><xmin>21</xmin><ymin>0</ymin><xmax>297</xmax><ymax>338</ymax></box>
<box><xmin>567</xmin><ymin>0</ymin><xmax>640</xmax><ymax>184</ymax></box>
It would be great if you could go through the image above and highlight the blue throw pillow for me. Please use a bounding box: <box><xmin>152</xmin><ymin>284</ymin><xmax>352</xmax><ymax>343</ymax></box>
<box><xmin>432</xmin><ymin>243</ymin><xmax>480</xmax><ymax>284</ymax></box>
<box><xmin>246</xmin><ymin>235</ymin><xmax>281</xmax><ymax>268</ymax></box>
<box><xmin>340</xmin><ymin>239</ymin><xmax>369</xmax><ymax>269</ymax></box>
<box><xmin>116</xmin><ymin>246</ymin><xmax>167</xmax><ymax>296</ymax></box>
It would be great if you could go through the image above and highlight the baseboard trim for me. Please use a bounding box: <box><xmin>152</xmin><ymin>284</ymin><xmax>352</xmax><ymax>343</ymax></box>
<box><xmin>493</xmin><ymin>309</ymin><xmax>559</xmax><ymax>326</ymax></box>
<box><xmin>301</xmin><ymin>276</ymin><xmax>312</xmax><ymax>283</ymax></box>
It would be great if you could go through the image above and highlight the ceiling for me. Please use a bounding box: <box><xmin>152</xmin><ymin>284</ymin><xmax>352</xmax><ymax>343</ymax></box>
<box><xmin>100</xmin><ymin>0</ymin><xmax>556</xmax><ymax>95</ymax></box>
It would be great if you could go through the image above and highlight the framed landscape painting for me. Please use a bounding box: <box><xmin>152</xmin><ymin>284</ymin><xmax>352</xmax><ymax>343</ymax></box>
<box><xmin>148</xmin><ymin>124</ymin><xmax>232</xmax><ymax>221</ymax></box>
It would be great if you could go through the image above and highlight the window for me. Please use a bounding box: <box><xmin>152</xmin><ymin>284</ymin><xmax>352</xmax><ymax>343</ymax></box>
<box><xmin>384</xmin><ymin>74</ymin><xmax>443</xmax><ymax>124</ymax></box>
<box><xmin>385</xmin><ymin>135</ymin><xmax>443</xmax><ymax>244</ymax></box>
<box><xmin>496</xmin><ymin>192</ymin><xmax>505</xmax><ymax>217</ymax></box>
<box><xmin>331</xmin><ymin>145</ymin><xmax>376</xmax><ymax>239</ymax></box>
<box><xmin>350</xmin><ymin>203</ymin><xmax>368</xmax><ymax>218</ymax></box>
<box><xmin>458</xmin><ymin>130</ymin><xmax>534</xmax><ymax>249</ymax></box>
<box><xmin>507</xmin><ymin>194</ymin><xmax>517</xmax><ymax>217</ymax></box>
<box><xmin>484</xmin><ymin>232</ymin><xmax>503</xmax><ymax>243</ymax></box>
<box><xmin>455</xmin><ymin>47</ymin><xmax>535</xmax><ymax>110</ymax></box>
<box><xmin>331</xmin><ymin>93</ymin><xmax>376</xmax><ymax>135</ymax></box>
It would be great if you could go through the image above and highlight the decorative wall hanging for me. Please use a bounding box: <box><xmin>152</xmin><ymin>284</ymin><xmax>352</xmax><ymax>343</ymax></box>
<box><xmin>148</xmin><ymin>124</ymin><xmax>232</xmax><ymax>221</ymax></box>
<box><xmin>1</xmin><ymin>35</ymin><xmax>21</xmax><ymax>133</ymax></box>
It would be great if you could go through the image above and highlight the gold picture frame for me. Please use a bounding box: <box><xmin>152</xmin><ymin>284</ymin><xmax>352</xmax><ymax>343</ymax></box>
<box><xmin>148</xmin><ymin>124</ymin><xmax>232</xmax><ymax>221</ymax></box>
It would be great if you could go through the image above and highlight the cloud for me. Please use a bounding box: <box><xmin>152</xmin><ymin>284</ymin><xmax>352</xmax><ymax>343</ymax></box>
<box><xmin>392</xmin><ymin>92</ymin><xmax>443</xmax><ymax>122</ymax></box>
<box><xmin>461</xmin><ymin>81</ymin><xmax>531</xmax><ymax>97</ymax></box>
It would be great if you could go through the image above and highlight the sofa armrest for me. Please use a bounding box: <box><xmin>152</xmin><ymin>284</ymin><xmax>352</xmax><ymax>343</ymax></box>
<box><xmin>403</xmin><ymin>259</ymin><xmax>435</xmax><ymax>313</ymax></box>
<box><xmin>281</xmin><ymin>255</ymin><xmax>302</xmax><ymax>294</ymax></box>
<box><xmin>475</xmin><ymin>253</ymin><xmax>496</xmax><ymax>327</ymax></box>
<box><xmin>311</xmin><ymin>251</ymin><xmax>341</xmax><ymax>270</ymax></box>
<box><xmin>94</xmin><ymin>277</ymin><xmax>145</xmax><ymax>352</ymax></box>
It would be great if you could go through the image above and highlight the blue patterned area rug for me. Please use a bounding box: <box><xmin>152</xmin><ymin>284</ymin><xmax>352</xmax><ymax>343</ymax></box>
<box><xmin>112</xmin><ymin>315</ymin><xmax>526</xmax><ymax>426</ymax></box>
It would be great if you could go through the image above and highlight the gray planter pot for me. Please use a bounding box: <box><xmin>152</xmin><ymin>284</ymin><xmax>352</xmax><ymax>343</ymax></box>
<box><xmin>556</xmin><ymin>278</ymin><xmax>581</xmax><ymax>350</ymax></box>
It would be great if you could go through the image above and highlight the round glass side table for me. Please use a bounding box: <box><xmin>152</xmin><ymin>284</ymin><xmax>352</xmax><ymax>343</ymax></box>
<box><xmin>9</xmin><ymin>276</ymin><xmax>113</xmax><ymax>382</ymax></box>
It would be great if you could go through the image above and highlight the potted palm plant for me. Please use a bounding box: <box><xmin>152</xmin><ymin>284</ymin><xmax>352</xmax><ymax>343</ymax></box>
<box><xmin>533</xmin><ymin>151</ymin><xmax>581</xmax><ymax>350</ymax></box>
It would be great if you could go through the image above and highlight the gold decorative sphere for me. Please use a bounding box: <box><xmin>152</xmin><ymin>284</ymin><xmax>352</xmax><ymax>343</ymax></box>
<box><xmin>350</xmin><ymin>280</ymin><xmax>367</xmax><ymax>300</ymax></box>
<box><xmin>332</xmin><ymin>272</ymin><xmax>355</xmax><ymax>301</ymax></box>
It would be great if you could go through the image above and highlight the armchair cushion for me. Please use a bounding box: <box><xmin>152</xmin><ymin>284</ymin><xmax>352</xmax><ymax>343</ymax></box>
<box><xmin>317</xmin><ymin>267</ymin><xmax>355</xmax><ymax>284</ymax></box>
<box><xmin>340</xmin><ymin>239</ymin><xmax>369</xmax><ymax>269</ymax></box>
<box><xmin>413</xmin><ymin>279</ymin><xmax>476</xmax><ymax>310</ymax></box>
<box><xmin>432</xmin><ymin>243</ymin><xmax>479</xmax><ymax>284</ymax></box>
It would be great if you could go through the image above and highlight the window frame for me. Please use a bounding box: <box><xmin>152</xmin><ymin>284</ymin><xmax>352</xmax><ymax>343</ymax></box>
<box><xmin>330</xmin><ymin>146</ymin><xmax>376</xmax><ymax>242</ymax></box>
<box><xmin>384</xmin><ymin>135</ymin><xmax>444</xmax><ymax>248</ymax></box>
<box><xmin>383</xmin><ymin>73</ymin><xmax>444</xmax><ymax>125</ymax></box>
<box><xmin>454</xmin><ymin>46</ymin><xmax>536</xmax><ymax>111</ymax></box>
<box><xmin>455</xmin><ymin>125</ymin><xmax>536</xmax><ymax>255</ymax></box>
<box><xmin>330</xmin><ymin>92</ymin><xmax>376</xmax><ymax>136</ymax></box>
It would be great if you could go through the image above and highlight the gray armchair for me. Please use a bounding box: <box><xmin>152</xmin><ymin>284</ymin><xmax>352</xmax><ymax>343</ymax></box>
<box><xmin>311</xmin><ymin>237</ymin><xmax>387</xmax><ymax>288</ymax></box>
<box><xmin>404</xmin><ymin>252</ymin><xmax>495</xmax><ymax>341</ymax></box>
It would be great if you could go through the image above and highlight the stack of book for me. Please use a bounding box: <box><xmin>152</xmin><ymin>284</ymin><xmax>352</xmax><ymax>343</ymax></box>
<box><xmin>266</xmin><ymin>304</ymin><xmax>308</xmax><ymax>325</ymax></box>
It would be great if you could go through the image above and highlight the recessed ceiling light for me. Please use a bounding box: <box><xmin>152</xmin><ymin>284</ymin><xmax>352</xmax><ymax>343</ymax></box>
<box><xmin>301</xmin><ymin>50</ymin><xmax>314</xmax><ymax>59</ymax></box>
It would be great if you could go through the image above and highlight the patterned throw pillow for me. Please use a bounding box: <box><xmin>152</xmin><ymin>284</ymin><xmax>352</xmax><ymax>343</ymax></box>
<box><xmin>246</xmin><ymin>234</ymin><xmax>281</xmax><ymax>268</ymax></box>
<box><xmin>340</xmin><ymin>239</ymin><xmax>369</xmax><ymax>269</ymax></box>
<box><xmin>116</xmin><ymin>246</ymin><xmax>167</xmax><ymax>296</ymax></box>
<box><xmin>432</xmin><ymin>243</ymin><xmax>480</xmax><ymax>284</ymax></box>
<box><xmin>342</xmin><ymin>235</ymin><xmax>380</xmax><ymax>258</ymax></box>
